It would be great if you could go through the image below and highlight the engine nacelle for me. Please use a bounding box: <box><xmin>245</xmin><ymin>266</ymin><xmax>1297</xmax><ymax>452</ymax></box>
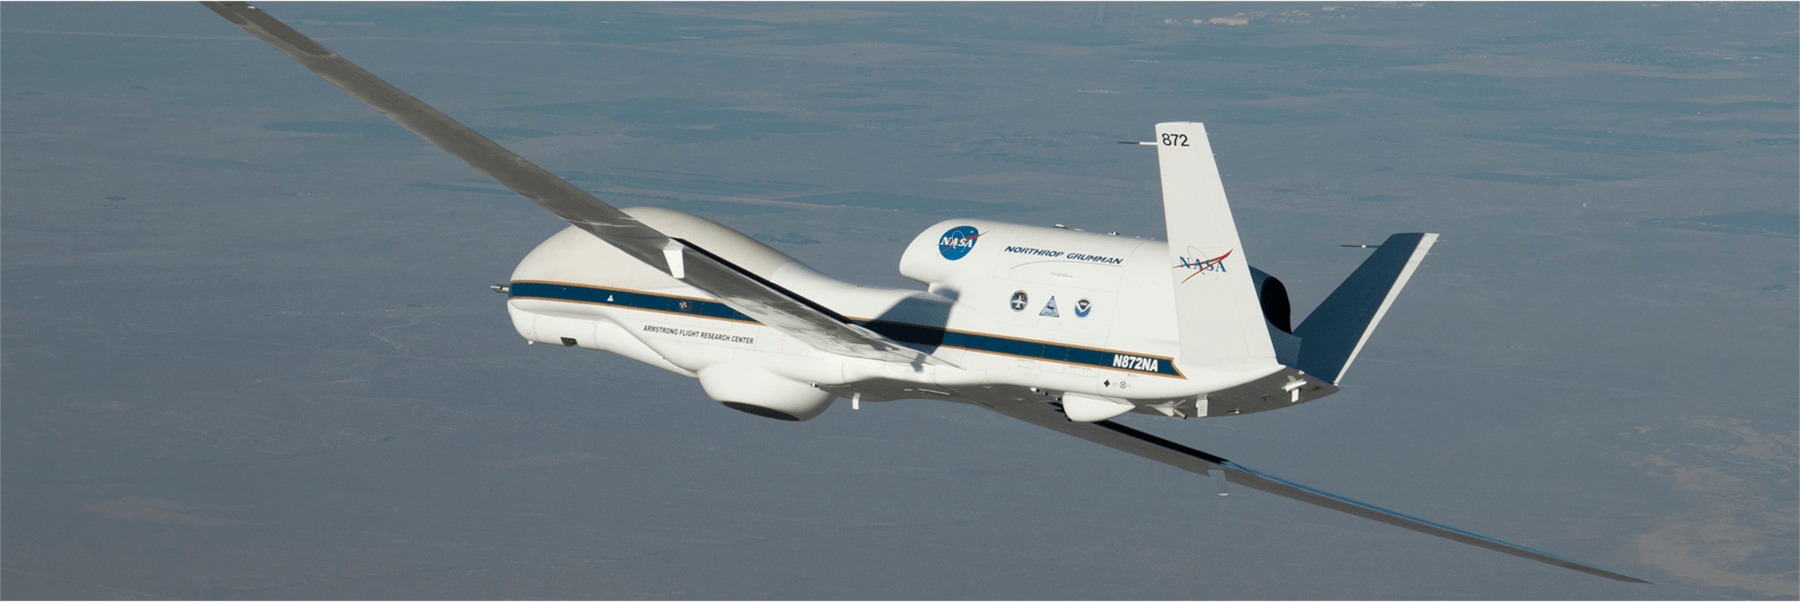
<box><xmin>697</xmin><ymin>363</ymin><xmax>835</xmax><ymax>422</ymax></box>
<box><xmin>1248</xmin><ymin>267</ymin><xmax>1292</xmax><ymax>334</ymax></box>
<box><xmin>1248</xmin><ymin>266</ymin><xmax>1301</xmax><ymax>367</ymax></box>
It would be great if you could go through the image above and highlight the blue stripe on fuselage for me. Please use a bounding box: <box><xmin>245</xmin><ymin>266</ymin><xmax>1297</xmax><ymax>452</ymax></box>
<box><xmin>510</xmin><ymin>281</ymin><xmax>755</xmax><ymax>323</ymax></box>
<box><xmin>508</xmin><ymin>280</ymin><xmax>1181</xmax><ymax>378</ymax></box>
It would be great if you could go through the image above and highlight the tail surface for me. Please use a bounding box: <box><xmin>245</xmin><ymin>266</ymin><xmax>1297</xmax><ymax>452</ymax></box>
<box><xmin>1154</xmin><ymin>122</ymin><xmax>1278</xmax><ymax>371</ymax></box>
<box><xmin>1294</xmin><ymin>233</ymin><xmax>1438</xmax><ymax>384</ymax></box>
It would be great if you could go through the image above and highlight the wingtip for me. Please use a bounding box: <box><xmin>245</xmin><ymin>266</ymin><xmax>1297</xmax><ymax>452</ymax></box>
<box><xmin>1217</xmin><ymin>460</ymin><xmax>1647</xmax><ymax>584</ymax></box>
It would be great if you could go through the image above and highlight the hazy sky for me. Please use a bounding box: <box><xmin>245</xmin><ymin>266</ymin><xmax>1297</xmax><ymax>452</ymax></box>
<box><xmin>4</xmin><ymin>2</ymin><xmax>1796</xmax><ymax>599</ymax></box>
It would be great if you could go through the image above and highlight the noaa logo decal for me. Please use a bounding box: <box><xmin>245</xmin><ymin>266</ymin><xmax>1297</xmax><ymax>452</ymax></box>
<box><xmin>938</xmin><ymin>226</ymin><xmax>982</xmax><ymax>260</ymax></box>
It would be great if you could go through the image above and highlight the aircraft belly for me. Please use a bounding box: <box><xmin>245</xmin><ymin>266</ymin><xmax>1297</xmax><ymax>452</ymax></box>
<box><xmin>1200</xmin><ymin>366</ymin><xmax>1339</xmax><ymax>417</ymax></box>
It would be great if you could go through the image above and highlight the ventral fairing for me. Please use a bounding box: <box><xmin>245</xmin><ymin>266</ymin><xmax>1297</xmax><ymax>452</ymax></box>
<box><xmin>203</xmin><ymin>1</ymin><xmax>1644</xmax><ymax>584</ymax></box>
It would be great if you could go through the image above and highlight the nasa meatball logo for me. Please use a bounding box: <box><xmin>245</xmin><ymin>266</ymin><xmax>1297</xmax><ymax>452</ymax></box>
<box><xmin>938</xmin><ymin>226</ymin><xmax>982</xmax><ymax>260</ymax></box>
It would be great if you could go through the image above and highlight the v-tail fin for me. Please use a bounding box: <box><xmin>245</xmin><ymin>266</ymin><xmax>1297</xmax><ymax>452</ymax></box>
<box><xmin>1294</xmin><ymin>232</ymin><xmax>1439</xmax><ymax>384</ymax></box>
<box><xmin>1154</xmin><ymin>122</ymin><xmax>1278</xmax><ymax>370</ymax></box>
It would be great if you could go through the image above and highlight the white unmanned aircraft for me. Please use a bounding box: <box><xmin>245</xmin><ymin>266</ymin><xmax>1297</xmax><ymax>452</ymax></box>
<box><xmin>206</xmin><ymin>2</ymin><xmax>1643</xmax><ymax>583</ymax></box>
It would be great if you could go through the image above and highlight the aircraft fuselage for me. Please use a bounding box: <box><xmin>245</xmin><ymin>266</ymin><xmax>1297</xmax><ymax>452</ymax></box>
<box><xmin>505</xmin><ymin>207</ymin><xmax>1332</xmax><ymax>422</ymax></box>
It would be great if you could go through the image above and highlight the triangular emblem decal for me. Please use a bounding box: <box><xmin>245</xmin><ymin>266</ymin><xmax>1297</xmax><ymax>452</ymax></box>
<box><xmin>1039</xmin><ymin>296</ymin><xmax>1059</xmax><ymax>317</ymax></box>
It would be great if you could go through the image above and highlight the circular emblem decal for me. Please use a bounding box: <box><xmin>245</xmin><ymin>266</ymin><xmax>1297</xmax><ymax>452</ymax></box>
<box><xmin>1010</xmin><ymin>290</ymin><xmax>1029</xmax><ymax>312</ymax></box>
<box><xmin>938</xmin><ymin>225</ymin><xmax>981</xmax><ymax>261</ymax></box>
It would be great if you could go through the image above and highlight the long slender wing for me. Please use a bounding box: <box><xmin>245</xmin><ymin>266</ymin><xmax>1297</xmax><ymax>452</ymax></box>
<box><xmin>200</xmin><ymin>1</ymin><xmax>940</xmax><ymax>366</ymax></box>
<box><xmin>979</xmin><ymin>397</ymin><xmax>1647</xmax><ymax>583</ymax></box>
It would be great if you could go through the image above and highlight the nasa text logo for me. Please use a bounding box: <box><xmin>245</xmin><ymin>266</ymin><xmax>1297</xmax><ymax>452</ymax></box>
<box><xmin>938</xmin><ymin>226</ymin><xmax>982</xmax><ymax>260</ymax></box>
<box><xmin>1173</xmin><ymin>248</ymin><xmax>1232</xmax><ymax>284</ymax></box>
